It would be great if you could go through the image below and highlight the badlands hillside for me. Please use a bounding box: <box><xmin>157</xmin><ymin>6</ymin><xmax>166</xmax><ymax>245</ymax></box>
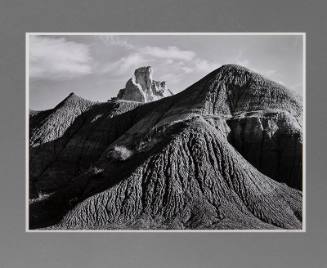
<box><xmin>29</xmin><ymin>65</ymin><xmax>303</xmax><ymax>230</ymax></box>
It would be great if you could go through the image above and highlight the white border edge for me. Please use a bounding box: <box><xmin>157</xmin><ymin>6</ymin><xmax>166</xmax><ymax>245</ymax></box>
<box><xmin>25</xmin><ymin>32</ymin><xmax>306</xmax><ymax>233</ymax></box>
<box><xmin>302</xmin><ymin>32</ymin><xmax>306</xmax><ymax>232</ymax></box>
<box><xmin>26</xmin><ymin>33</ymin><xmax>30</xmax><ymax>232</ymax></box>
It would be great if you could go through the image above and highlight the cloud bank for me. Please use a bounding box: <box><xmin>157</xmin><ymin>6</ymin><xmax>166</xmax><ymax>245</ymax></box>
<box><xmin>29</xmin><ymin>36</ymin><xmax>92</xmax><ymax>80</ymax></box>
<box><xmin>100</xmin><ymin>40</ymin><xmax>220</xmax><ymax>81</ymax></box>
<box><xmin>29</xmin><ymin>35</ymin><xmax>223</xmax><ymax>86</ymax></box>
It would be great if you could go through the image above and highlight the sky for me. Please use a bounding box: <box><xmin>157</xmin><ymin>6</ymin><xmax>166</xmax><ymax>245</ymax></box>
<box><xmin>29</xmin><ymin>34</ymin><xmax>304</xmax><ymax>110</ymax></box>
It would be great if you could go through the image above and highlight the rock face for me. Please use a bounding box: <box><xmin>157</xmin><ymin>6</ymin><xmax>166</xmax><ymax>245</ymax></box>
<box><xmin>117</xmin><ymin>66</ymin><xmax>173</xmax><ymax>102</ymax></box>
<box><xmin>227</xmin><ymin>111</ymin><xmax>302</xmax><ymax>190</ymax></box>
<box><xmin>29</xmin><ymin>64</ymin><xmax>303</xmax><ymax>230</ymax></box>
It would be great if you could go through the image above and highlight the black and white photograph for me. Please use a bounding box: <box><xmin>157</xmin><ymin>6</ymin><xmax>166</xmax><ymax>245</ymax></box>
<box><xmin>27</xmin><ymin>33</ymin><xmax>305</xmax><ymax>231</ymax></box>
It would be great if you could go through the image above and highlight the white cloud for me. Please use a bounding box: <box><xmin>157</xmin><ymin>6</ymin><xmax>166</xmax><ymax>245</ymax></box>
<box><xmin>141</xmin><ymin>46</ymin><xmax>195</xmax><ymax>61</ymax></box>
<box><xmin>262</xmin><ymin>69</ymin><xmax>277</xmax><ymax>76</ymax></box>
<box><xmin>165</xmin><ymin>59</ymin><xmax>174</xmax><ymax>65</ymax></box>
<box><xmin>99</xmin><ymin>42</ymin><xmax>220</xmax><ymax>80</ymax></box>
<box><xmin>193</xmin><ymin>59</ymin><xmax>220</xmax><ymax>73</ymax></box>
<box><xmin>159</xmin><ymin>73</ymin><xmax>183</xmax><ymax>84</ymax></box>
<box><xmin>277</xmin><ymin>80</ymin><xmax>286</xmax><ymax>86</ymax></box>
<box><xmin>97</xmin><ymin>36</ymin><xmax>134</xmax><ymax>49</ymax></box>
<box><xmin>101</xmin><ymin>53</ymin><xmax>151</xmax><ymax>76</ymax></box>
<box><xmin>234</xmin><ymin>59</ymin><xmax>250</xmax><ymax>67</ymax></box>
<box><xmin>230</xmin><ymin>50</ymin><xmax>249</xmax><ymax>66</ymax></box>
<box><xmin>100</xmin><ymin>45</ymin><xmax>196</xmax><ymax>76</ymax></box>
<box><xmin>100</xmin><ymin>44</ymin><xmax>195</xmax><ymax>76</ymax></box>
<box><xmin>29</xmin><ymin>36</ymin><xmax>92</xmax><ymax>80</ymax></box>
<box><xmin>181</xmin><ymin>66</ymin><xmax>193</xmax><ymax>74</ymax></box>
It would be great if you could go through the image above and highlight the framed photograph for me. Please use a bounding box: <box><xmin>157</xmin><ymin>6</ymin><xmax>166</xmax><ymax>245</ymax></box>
<box><xmin>26</xmin><ymin>33</ymin><xmax>305</xmax><ymax>232</ymax></box>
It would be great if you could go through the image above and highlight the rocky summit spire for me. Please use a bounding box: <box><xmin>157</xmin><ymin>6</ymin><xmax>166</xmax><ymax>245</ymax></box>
<box><xmin>116</xmin><ymin>66</ymin><xmax>173</xmax><ymax>102</ymax></box>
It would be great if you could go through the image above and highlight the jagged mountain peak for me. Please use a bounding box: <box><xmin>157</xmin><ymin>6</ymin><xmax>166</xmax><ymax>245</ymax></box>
<box><xmin>116</xmin><ymin>66</ymin><xmax>173</xmax><ymax>103</ymax></box>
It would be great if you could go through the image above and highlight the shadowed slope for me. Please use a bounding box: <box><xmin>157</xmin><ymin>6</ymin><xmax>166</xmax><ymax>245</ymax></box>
<box><xmin>29</xmin><ymin>94</ymin><xmax>142</xmax><ymax>197</ymax></box>
<box><xmin>30</xmin><ymin>93</ymin><xmax>95</xmax><ymax>147</ymax></box>
<box><xmin>37</xmin><ymin>117</ymin><xmax>301</xmax><ymax>230</ymax></box>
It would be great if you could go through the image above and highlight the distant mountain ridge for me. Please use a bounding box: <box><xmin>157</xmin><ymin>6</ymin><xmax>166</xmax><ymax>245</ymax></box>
<box><xmin>29</xmin><ymin>64</ymin><xmax>303</xmax><ymax>230</ymax></box>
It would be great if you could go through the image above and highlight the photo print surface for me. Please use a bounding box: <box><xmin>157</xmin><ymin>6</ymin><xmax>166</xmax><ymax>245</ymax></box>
<box><xmin>27</xmin><ymin>33</ymin><xmax>305</xmax><ymax>231</ymax></box>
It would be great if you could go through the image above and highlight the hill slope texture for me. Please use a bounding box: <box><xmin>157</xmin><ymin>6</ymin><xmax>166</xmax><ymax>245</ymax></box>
<box><xmin>29</xmin><ymin>65</ymin><xmax>303</xmax><ymax>230</ymax></box>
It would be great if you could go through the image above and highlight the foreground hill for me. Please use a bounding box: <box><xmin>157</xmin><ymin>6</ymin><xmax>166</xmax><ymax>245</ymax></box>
<box><xmin>29</xmin><ymin>65</ymin><xmax>303</xmax><ymax>230</ymax></box>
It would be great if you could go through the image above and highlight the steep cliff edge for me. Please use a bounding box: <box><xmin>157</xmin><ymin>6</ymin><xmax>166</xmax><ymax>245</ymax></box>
<box><xmin>227</xmin><ymin>110</ymin><xmax>302</xmax><ymax>190</ymax></box>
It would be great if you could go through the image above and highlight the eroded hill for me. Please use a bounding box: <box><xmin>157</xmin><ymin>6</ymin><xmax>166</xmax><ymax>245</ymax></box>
<box><xmin>29</xmin><ymin>65</ymin><xmax>303</xmax><ymax>230</ymax></box>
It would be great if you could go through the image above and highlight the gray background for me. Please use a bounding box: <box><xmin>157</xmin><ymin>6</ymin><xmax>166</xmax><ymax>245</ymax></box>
<box><xmin>0</xmin><ymin>0</ymin><xmax>326</xmax><ymax>267</ymax></box>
